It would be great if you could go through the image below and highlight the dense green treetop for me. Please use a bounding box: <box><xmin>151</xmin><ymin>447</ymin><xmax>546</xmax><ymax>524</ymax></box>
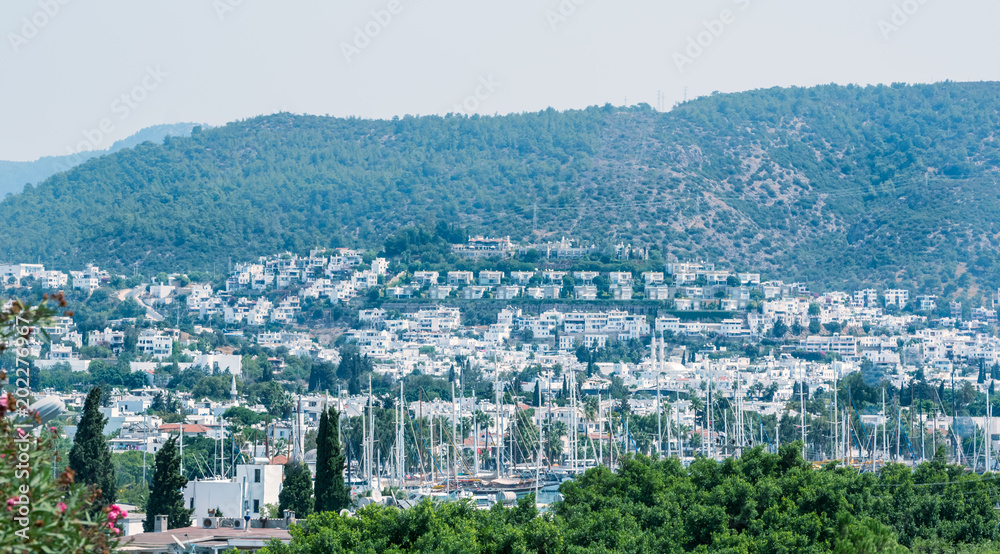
<box><xmin>258</xmin><ymin>444</ymin><xmax>1000</xmax><ymax>553</ymax></box>
<box><xmin>143</xmin><ymin>436</ymin><xmax>193</xmax><ymax>532</ymax></box>
<box><xmin>67</xmin><ymin>387</ymin><xmax>116</xmax><ymax>510</ymax></box>
<box><xmin>279</xmin><ymin>460</ymin><xmax>315</xmax><ymax>519</ymax></box>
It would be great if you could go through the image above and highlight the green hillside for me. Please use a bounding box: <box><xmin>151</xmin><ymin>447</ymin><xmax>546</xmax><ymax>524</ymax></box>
<box><xmin>1</xmin><ymin>81</ymin><xmax>999</xmax><ymax>293</ymax></box>
<box><xmin>0</xmin><ymin>123</ymin><xmax>199</xmax><ymax>198</ymax></box>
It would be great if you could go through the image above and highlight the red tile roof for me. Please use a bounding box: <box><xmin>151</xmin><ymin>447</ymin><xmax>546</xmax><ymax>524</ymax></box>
<box><xmin>158</xmin><ymin>423</ymin><xmax>212</xmax><ymax>434</ymax></box>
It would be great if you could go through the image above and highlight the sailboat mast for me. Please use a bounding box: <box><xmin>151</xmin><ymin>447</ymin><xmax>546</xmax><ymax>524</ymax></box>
<box><xmin>452</xmin><ymin>382</ymin><xmax>457</xmax><ymax>491</ymax></box>
<box><xmin>496</xmin><ymin>376</ymin><xmax>502</xmax><ymax>478</ymax></box>
<box><xmin>657</xmin><ymin>375</ymin><xmax>662</xmax><ymax>458</ymax></box>
<box><xmin>598</xmin><ymin>391</ymin><xmax>603</xmax><ymax>466</ymax></box>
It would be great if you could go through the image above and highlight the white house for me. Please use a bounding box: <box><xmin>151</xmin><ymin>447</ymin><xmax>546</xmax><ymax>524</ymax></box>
<box><xmin>137</xmin><ymin>330</ymin><xmax>173</xmax><ymax>359</ymax></box>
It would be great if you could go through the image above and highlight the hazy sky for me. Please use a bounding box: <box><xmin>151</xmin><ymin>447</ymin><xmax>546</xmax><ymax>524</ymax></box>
<box><xmin>1</xmin><ymin>0</ymin><xmax>997</xmax><ymax>161</ymax></box>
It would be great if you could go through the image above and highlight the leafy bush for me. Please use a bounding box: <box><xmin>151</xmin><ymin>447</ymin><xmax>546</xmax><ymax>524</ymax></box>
<box><xmin>0</xmin><ymin>396</ymin><xmax>118</xmax><ymax>553</ymax></box>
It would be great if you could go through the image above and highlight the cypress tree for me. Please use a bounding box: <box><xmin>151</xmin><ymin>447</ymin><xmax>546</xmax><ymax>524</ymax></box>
<box><xmin>68</xmin><ymin>387</ymin><xmax>116</xmax><ymax>510</ymax></box>
<box><xmin>534</xmin><ymin>380</ymin><xmax>542</xmax><ymax>407</ymax></box>
<box><xmin>143</xmin><ymin>437</ymin><xmax>192</xmax><ymax>531</ymax></box>
<box><xmin>278</xmin><ymin>460</ymin><xmax>314</xmax><ymax>517</ymax></box>
<box><xmin>314</xmin><ymin>407</ymin><xmax>350</xmax><ymax>513</ymax></box>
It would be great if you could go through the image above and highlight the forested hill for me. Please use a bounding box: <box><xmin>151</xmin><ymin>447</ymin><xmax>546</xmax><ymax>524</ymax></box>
<box><xmin>2</xmin><ymin>81</ymin><xmax>999</xmax><ymax>292</ymax></box>
<box><xmin>0</xmin><ymin>122</ymin><xmax>199</xmax><ymax>198</ymax></box>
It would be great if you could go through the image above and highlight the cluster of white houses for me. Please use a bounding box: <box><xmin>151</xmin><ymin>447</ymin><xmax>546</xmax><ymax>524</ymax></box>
<box><xmin>11</xmin><ymin>254</ymin><xmax>1000</xmax><ymax>548</ymax></box>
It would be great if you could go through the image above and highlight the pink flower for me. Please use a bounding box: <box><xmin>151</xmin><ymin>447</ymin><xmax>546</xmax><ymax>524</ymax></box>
<box><xmin>58</xmin><ymin>502</ymin><xmax>67</xmax><ymax>513</ymax></box>
<box><xmin>16</xmin><ymin>428</ymin><xmax>25</xmax><ymax>437</ymax></box>
<box><xmin>107</xmin><ymin>505</ymin><xmax>128</xmax><ymax>523</ymax></box>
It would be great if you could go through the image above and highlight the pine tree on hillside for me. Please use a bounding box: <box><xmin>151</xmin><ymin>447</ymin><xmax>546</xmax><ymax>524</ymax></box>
<box><xmin>314</xmin><ymin>407</ymin><xmax>350</xmax><ymax>513</ymax></box>
<box><xmin>143</xmin><ymin>437</ymin><xmax>192</xmax><ymax>532</ymax></box>
<box><xmin>68</xmin><ymin>387</ymin><xmax>116</xmax><ymax>510</ymax></box>
<box><xmin>278</xmin><ymin>460</ymin><xmax>314</xmax><ymax>518</ymax></box>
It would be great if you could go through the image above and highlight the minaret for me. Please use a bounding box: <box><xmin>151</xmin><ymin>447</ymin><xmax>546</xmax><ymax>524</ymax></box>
<box><xmin>294</xmin><ymin>397</ymin><xmax>304</xmax><ymax>461</ymax></box>
<box><xmin>230</xmin><ymin>375</ymin><xmax>238</xmax><ymax>403</ymax></box>
<box><xmin>650</xmin><ymin>334</ymin><xmax>658</xmax><ymax>369</ymax></box>
<box><xmin>658</xmin><ymin>335</ymin><xmax>665</xmax><ymax>372</ymax></box>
